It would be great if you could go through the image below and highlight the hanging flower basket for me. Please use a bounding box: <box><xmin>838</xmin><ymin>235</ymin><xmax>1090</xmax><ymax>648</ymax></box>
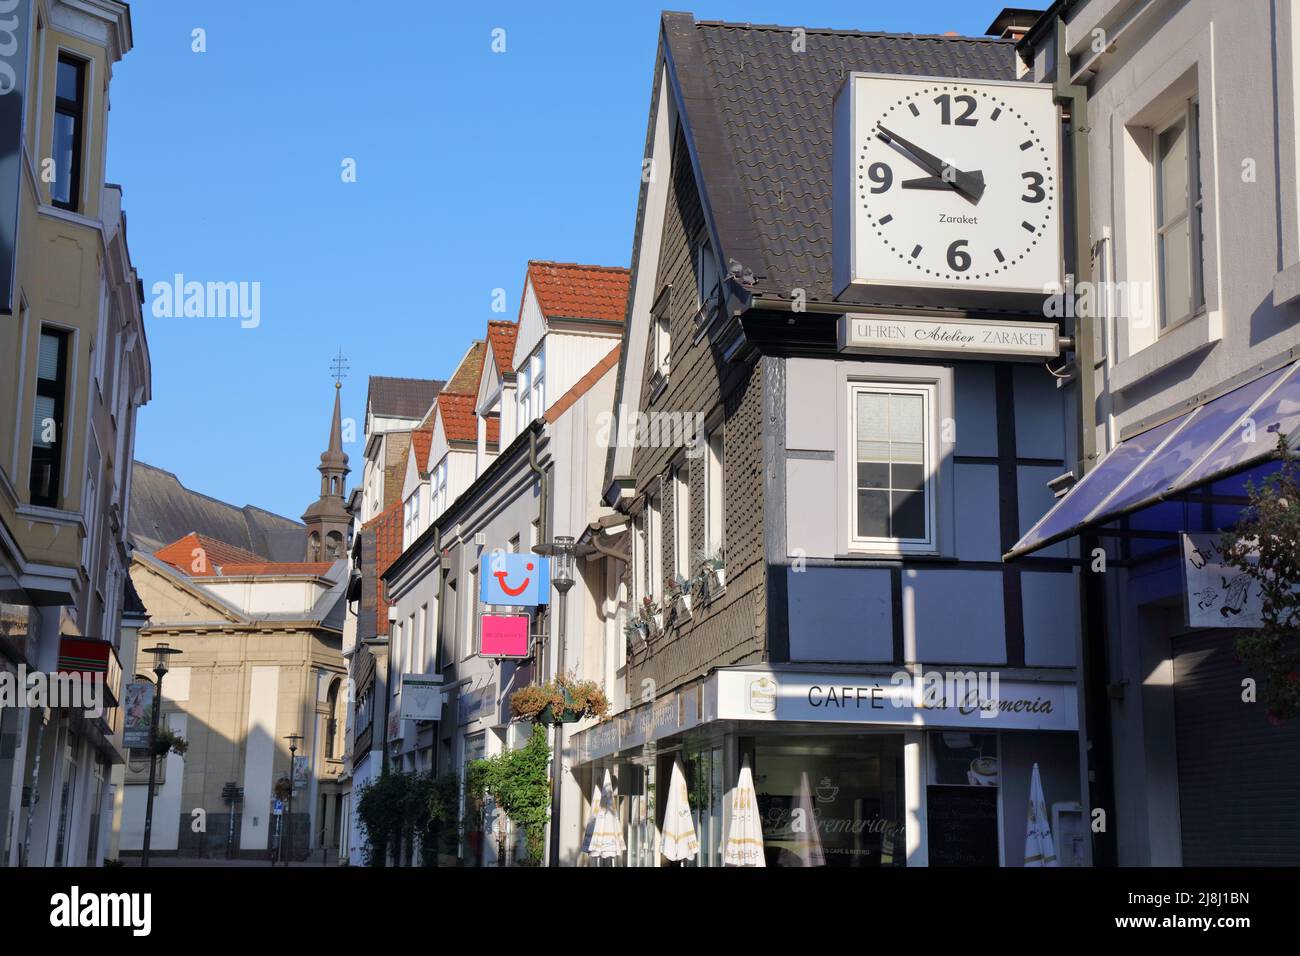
<box><xmin>510</xmin><ymin>674</ymin><xmax>610</xmax><ymax>725</ymax></box>
<box><xmin>151</xmin><ymin>725</ymin><xmax>188</xmax><ymax>758</ymax></box>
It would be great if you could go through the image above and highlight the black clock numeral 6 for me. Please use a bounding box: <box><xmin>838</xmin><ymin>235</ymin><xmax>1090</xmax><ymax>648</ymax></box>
<box><xmin>868</xmin><ymin>162</ymin><xmax>892</xmax><ymax>193</ymax></box>
<box><xmin>946</xmin><ymin>239</ymin><xmax>971</xmax><ymax>272</ymax></box>
<box><xmin>934</xmin><ymin>94</ymin><xmax>978</xmax><ymax>126</ymax></box>
<box><xmin>1021</xmin><ymin>171</ymin><xmax>1046</xmax><ymax>203</ymax></box>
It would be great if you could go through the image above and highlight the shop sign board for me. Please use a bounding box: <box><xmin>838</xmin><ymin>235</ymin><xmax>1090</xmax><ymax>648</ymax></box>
<box><xmin>837</xmin><ymin>313</ymin><xmax>1059</xmax><ymax>360</ymax></box>
<box><xmin>479</xmin><ymin>614</ymin><xmax>530</xmax><ymax>659</ymax></box>
<box><xmin>715</xmin><ymin>670</ymin><xmax>1077</xmax><ymax>731</ymax></box>
<box><xmin>399</xmin><ymin>674</ymin><xmax>444</xmax><ymax>721</ymax></box>
<box><xmin>479</xmin><ymin>552</ymin><xmax>549</xmax><ymax>606</ymax></box>
<box><xmin>1181</xmin><ymin>532</ymin><xmax>1262</xmax><ymax>628</ymax></box>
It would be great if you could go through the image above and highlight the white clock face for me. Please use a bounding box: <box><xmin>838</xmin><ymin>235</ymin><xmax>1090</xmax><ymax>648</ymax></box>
<box><xmin>835</xmin><ymin>74</ymin><xmax>1062</xmax><ymax>303</ymax></box>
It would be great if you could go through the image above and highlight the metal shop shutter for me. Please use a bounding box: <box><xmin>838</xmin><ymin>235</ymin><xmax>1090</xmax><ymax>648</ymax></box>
<box><xmin>1173</xmin><ymin>629</ymin><xmax>1300</xmax><ymax>865</ymax></box>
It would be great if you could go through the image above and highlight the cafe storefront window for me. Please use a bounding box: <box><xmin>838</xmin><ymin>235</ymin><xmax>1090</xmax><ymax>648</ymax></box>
<box><xmin>740</xmin><ymin>733</ymin><xmax>905</xmax><ymax>867</ymax></box>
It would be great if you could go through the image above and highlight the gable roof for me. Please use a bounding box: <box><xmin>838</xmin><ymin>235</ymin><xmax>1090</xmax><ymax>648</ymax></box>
<box><xmin>545</xmin><ymin>345</ymin><xmax>621</xmax><ymax>423</ymax></box>
<box><xmin>128</xmin><ymin>462</ymin><xmax>305</xmax><ymax>561</ymax></box>
<box><xmin>662</xmin><ymin>15</ymin><xmax>1016</xmax><ymax>304</ymax></box>
<box><xmin>367</xmin><ymin>376</ymin><xmax>445</xmax><ymax>420</ymax></box>
<box><xmin>486</xmin><ymin>322</ymin><xmax>520</xmax><ymax>378</ymax></box>
<box><xmin>154</xmin><ymin>533</ymin><xmax>267</xmax><ymax>576</ymax></box>
<box><xmin>526</xmin><ymin>261</ymin><xmax>630</xmax><ymax>323</ymax></box>
<box><xmin>409</xmin><ymin>427</ymin><xmax>434</xmax><ymax>478</ymax></box>
<box><xmin>435</xmin><ymin>392</ymin><xmax>498</xmax><ymax>445</ymax></box>
<box><xmin>444</xmin><ymin>341</ymin><xmax>487</xmax><ymax>396</ymax></box>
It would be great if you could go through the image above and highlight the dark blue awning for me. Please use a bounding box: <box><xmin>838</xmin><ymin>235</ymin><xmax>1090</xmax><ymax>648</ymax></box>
<box><xmin>1007</xmin><ymin>361</ymin><xmax>1300</xmax><ymax>559</ymax></box>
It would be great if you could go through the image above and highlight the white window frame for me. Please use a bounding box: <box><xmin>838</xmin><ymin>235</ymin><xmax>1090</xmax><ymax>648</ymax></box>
<box><xmin>646</xmin><ymin>487</ymin><xmax>662</xmax><ymax>603</ymax></box>
<box><xmin>1154</xmin><ymin>98</ymin><xmax>1205</xmax><ymax>331</ymax></box>
<box><xmin>672</xmin><ymin>463</ymin><xmax>690</xmax><ymax>580</ymax></box>
<box><xmin>703</xmin><ymin>425</ymin><xmax>725</xmax><ymax>557</ymax></box>
<box><xmin>846</xmin><ymin>381</ymin><xmax>938</xmax><ymax>556</ymax></box>
<box><xmin>696</xmin><ymin>238</ymin><xmax>719</xmax><ymax>311</ymax></box>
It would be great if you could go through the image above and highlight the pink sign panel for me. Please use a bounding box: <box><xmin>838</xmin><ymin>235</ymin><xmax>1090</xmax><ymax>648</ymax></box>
<box><xmin>480</xmin><ymin>614</ymin><xmax>530</xmax><ymax>658</ymax></box>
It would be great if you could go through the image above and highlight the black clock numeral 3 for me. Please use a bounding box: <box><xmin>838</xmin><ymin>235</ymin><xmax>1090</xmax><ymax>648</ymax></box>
<box><xmin>934</xmin><ymin>94</ymin><xmax>978</xmax><ymax>126</ymax></box>
<box><xmin>1021</xmin><ymin>171</ymin><xmax>1046</xmax><ymax>203</ymax></box>
<box><xmin>947</xmin><ymin>239</ymin><xmax>971</xmax><ymax>272</ymax></box>
<box><xmin>868</xmin><ymin>162</ymin><xmax>893</xmax><ymax>193</ymax></box>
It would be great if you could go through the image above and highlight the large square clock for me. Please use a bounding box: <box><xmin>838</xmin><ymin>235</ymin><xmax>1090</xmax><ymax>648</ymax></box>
<box><xmin>833</xmin><ymin>73</ymin><xmax>1062</xmax><ymax>313</ymax></box>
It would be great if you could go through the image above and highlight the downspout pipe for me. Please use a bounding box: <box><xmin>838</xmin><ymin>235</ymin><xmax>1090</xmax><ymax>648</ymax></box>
<box><xmin>1046</xmin><ymin>15</ymin><xmax>1116</xmax><ymax>867</ymax></box>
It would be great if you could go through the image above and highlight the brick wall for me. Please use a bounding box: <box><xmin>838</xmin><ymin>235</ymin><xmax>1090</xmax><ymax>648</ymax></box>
<box><xmin>625</xmin><ymin>129</ymin><xmax>766</xmax><ymax>696</ymax></box>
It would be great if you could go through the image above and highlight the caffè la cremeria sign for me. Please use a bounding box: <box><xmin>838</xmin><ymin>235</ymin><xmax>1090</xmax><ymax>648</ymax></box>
<box><xmin>715</xmin><ymin>670</ymin><xmax>1077</xmax><ymax>732</ymax></box>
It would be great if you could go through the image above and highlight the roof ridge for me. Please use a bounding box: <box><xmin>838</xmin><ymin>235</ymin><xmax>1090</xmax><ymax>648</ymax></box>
<box><xmin>528</xmin><ymin>260</ymin><xmax>630</xmax><ymax>273</ymax></box>
<box><xmin>691</xmin><ymin>19</ymin><xmax>1014</xmax><ymax>43</ymax></box>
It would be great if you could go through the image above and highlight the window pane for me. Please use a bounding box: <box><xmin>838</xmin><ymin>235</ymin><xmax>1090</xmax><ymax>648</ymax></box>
<box><xmin>38</xmin><ymin>334</ymin><xmax>61</xmax><ymax>380</ymax></box>
<box><xmin>51</xmin><ymin>113</ymin><xmax>76</xmax><ymax>205</ymax></box>
<box><xmin>856</xmin><ymin>392</ymin><xmax>888</xmax><ymax>443</ymax></box>
<box><xmin>889</xmin><ymin>394</ymin><xmax>923</xmax><ymax>443</ymax></box>
<box><xmin>1157</xmin><ymin>118</ymin><xmax>1188</xmax><ymax>226</ymax></box>
<box><xmin>892</xmin><ymin>491</ymin><xmax>926</xmax><ymax>539</ymax></box>
<box><xmin>1159</xmin><ymin>217</ymin><xmax>1192</xmax><ymax>326</ymax></box>
<box><xmin>892</xmin><ymin>462</ymin><xmax>925</xmax><ymax>492</ymax></box>
<box><xmin>56</xmin><ymin>60</ymin><xmax>81</xmax><ymax>102</ymax></box>
<box><xmin>857</xmin><ymin>461</ymin><xmax>888</xmax><ymax>489</ymax></box>
<box><xmin>32</xmin><ymin>395</ymin><xmax>56</xmax><ymax>447</ymax></box>
<box><xmin>857</xmin><ymin>490</ymin><xmax>888</xmax><ymax>538</ymax></box>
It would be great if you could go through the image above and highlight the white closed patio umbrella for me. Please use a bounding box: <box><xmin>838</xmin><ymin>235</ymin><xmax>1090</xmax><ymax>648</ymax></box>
<box><xmin>1024</xmin><ymin>763</ymin><xmax>1058</xmax><ymax>867</ymax></box>
<box><xmin>723</xmin><ymin>756</ymin><xmax>765</xmax><ymax>866</ymax></box>
<box><xmin>793</xmin><ymin>771</ymin><xmax>826</xmax><ymax>866</ymax></box>
<box><xmin>660</xmin><ymin>759</ymin><xmax>698</xmax><ymax>863</ymax></box>
<box><xmin>585</xmin><ymin>768</ymin><xmax>626</xmax><ymax>860</ymax></box>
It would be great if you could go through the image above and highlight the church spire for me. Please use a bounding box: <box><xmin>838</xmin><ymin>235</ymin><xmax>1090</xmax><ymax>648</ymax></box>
<box><xmin>302</xmin><ymin>353</ymin><xmax>353</xmax><ymax>561</ymax></box>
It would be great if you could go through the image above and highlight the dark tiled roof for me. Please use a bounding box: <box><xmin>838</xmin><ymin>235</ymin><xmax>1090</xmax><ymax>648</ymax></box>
<box><xmin>129</xmin><ymin>461</ymin><xmax>304</xmax><ymax>561</ymax></box>
<box><xmin>444</xmin><ymin>342</ymin><xmax>486</xmax><ymax>396</ymax></box>
<box><xmin>666</xmin><ymin>15</ymin><xmax>1017</xmax><ymax>303</ymax></box>
<box><xmin>527</xmin><ymin>261</ymin><xmax>630</xmax><ymax>323</ymax></box>
<box><xmin>367</xmin><ymin>376</ymin><xmax>445</xmax><ymax>420</ymax></box>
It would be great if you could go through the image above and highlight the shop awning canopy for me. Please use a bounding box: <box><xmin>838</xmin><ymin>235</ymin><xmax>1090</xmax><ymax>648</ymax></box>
<box><xmin>1007</xmin><ymin>360</ymin><xmax>1300</xmax><ymax>559</ymax></box>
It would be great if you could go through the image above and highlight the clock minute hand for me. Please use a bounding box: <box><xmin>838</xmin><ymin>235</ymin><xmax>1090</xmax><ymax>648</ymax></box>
<box><xmin>876</xmin><ymin>124</ymin><xmax>985</xmax><ymax>204</ymax></box>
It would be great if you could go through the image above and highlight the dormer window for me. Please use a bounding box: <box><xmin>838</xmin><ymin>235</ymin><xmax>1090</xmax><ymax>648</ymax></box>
<box><xmin>696</xmin><ymin>238</ymin><xmax>720</xmax><ymax>315</ymax></box>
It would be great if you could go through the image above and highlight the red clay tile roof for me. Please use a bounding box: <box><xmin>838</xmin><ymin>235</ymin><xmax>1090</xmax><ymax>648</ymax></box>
<box><xmin>435</xmin><ymin>392</ymin><xmax>498</xmax><ymax>446</ymax></box>
<box><xmin>526</xmin><ymin>261</ymin><xmax>629</xmax><ymax>324</ymax></box>
<box><xmin>371</xmin><ymin>499</ymin><xmax>404</xmax><ymax>633</ymax></box>
<box><xmin>155</xmin><ymin>533</ymin><xmax>266</xmax><ymax>576</ymax></box>
<box><xmin>486</xmin><ymin>321</ymin><xmax>519</xmax><ymax>378</ymax></box>
<box><xmin>544</xmin><ymin>345</ymin><xmax>621</xmax><ymax>423</ymax></box>
<box><xmin>220</xmin><ymin>562</ymin><xmax>334</xmax><ymax>576</ymax></box>
<box><xmin>409</xmin><ymin>427</ymin><xmax>433</xmax><ymax>476</ymax></box>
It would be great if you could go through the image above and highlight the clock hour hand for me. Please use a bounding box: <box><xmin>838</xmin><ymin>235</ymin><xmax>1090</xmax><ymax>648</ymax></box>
<box><xmin>876</xmin><ymin>124</ymin><xmax>985</xmax><ymax>204</ymax></box>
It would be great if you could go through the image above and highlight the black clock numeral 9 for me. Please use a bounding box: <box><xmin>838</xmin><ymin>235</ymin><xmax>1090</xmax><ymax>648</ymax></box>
<box><xmin>947</xmin><ymin>239</ymin><xmax>971</xmax><ymax>272</ymax></box>
<box><xmin>934</xmin><ymin>94</ymin><xmax>978</xmax><ymax>126</ymax></box>
<box><xmin>1021</xmin><ymin>171</ymin><xmax>1046</xmax><ymax>203</ymax></box>
<box><xmin>868</xmin><ymin>162</ymin><xmax>892</xmax><ymax>193</ymax></box>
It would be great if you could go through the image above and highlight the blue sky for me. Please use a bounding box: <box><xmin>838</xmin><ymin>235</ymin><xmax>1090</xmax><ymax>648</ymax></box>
<box><xmin>111</xmin><ymin>0</ymin><xmax>1010</xmax><ymax>520</ymax></box>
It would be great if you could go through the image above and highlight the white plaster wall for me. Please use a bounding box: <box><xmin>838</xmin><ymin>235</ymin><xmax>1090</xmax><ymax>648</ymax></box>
<box><xmin>239</xmin><ymin>666</ymin><xmax>279</xmax><ymax>850</ymax></box>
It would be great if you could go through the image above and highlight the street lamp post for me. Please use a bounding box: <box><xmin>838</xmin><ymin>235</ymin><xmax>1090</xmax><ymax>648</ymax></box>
<box><xmin>533</xmin><ymin>536</ymin><xmax>575</xmax><ymax>868</ymax></box>
<box><xmin>140</xmin><ymin>643</ymin><xmax>182</xmax><ymax>868</ymax></box>
<box><xmin>284</xmin><ymin>733</ymin><xmax>302</xmax><ymax>865</ymax></box>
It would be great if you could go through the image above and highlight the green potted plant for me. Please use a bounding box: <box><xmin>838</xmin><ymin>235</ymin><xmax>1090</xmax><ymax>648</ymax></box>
<box><xmin>273</xmin><ymin>776</ymin><xmax>293</xmax><ymax>802</ymax></box>
<box><xmin>641</xmin><ymin>595</ymin><xmax>664</xmax><ymax>638</ymax></box>
<box><xmin>667</xmin><ymin>573</ymin><xmax>693</xmax><ymax>620</ymax></box>
<box><xmin>697</xmin><ymin>549</ymin><xmax>726</xmax><ymax>599</ymax></box>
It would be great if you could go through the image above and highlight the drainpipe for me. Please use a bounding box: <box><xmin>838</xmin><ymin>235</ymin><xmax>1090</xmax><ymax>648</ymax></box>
<box><xmin>1047</xmin><ymin>16</ymin><xmax>1117</xmax><ymax>867</ymax></box>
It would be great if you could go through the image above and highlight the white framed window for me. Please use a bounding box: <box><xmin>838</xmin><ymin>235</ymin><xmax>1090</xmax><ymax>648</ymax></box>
<box><xmin>466</xmin><ymin>561</ymin><xmax>479</xmax><ymax>661</ymax></box>
<box><xmin>703</xmin><ymin>425</ymin><xmax>725</xmax><ymax>557</ymax></box>
<box><xmin>653</xmin><ymin>310</ymin><xmax>671</xmax><ymax>379</ymax></box>
<box><xmin>431</xmin><ymin>458</ymin><xmax>449</xmax><ymax>518</ymax></box>
<box><xmin>417</xmin><ymin>604</ymin><xmax>428</xmax><ymax>672</ymax></box>
<box><xmin>646</xmin><ymin>488</ymin><xmax>662</xmax><ymax>602</ymax></box>
<box><xmin>1155</xmin><ymin>99</ymin><xmax>1205</xmax><ymax>330</ymax></box>
<box><xmin>530</xmin><ymin>349</ymin><xmax>545</xmax><ymax>417</ymax></box>
<box><xmin>672</xmin><ymin>463</ymin><xmax>690</xmax><ymax>580</ymax></box>
<box><xmin>848</xmin><ymin>382</ymin><xmax>937</xmax><ymax>553</ymax></box>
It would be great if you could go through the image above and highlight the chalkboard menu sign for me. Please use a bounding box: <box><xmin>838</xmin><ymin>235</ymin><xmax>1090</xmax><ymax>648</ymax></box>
<box><xmin>926</xmin><ymin>785</ymin><xmax>999</xmax><ymax>866</ymax></box>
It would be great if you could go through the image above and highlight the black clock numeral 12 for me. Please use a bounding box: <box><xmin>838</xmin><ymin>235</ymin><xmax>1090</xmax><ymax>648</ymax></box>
<box><xmin>934</xmin><ymin>94</ymin><xmax>978</xmax><ymax>126</ymax></box>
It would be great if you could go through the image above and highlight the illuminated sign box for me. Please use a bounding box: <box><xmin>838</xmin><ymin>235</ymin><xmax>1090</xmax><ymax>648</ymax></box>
<box><xmin>480</xmin><ymin>614</ymin><xmax>530</xmax><ymax>659</ymax></box>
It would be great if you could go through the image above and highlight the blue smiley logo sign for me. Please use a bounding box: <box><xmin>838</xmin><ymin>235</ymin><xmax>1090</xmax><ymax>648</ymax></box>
<box><xmin>480</xmin><ymin>551</ymin><xmax>550</xmax><ymax>606</ymax></box>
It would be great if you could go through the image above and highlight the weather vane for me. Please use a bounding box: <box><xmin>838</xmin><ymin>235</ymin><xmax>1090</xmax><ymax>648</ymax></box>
<box><xmin>330</xmin><ymin>347</ymin><xmax>349</xmax><ymax>389</ymax></box>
